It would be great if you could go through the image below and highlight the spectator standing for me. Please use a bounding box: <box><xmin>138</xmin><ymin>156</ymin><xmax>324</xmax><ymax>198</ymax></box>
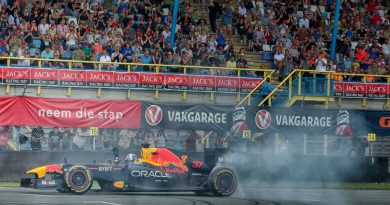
<box><xmin>99</xmin><ymin>48</ymin><xmax>112</xmax><ymax>70</ymax></box>
<box><xmin>138</xmin><ymin>49</ymin><xmax>152</xmax><ymax>71</ymax></box>
<box><xmin>118</xmin><ymin>129</ymin><xmax>135</xmax><ymax>149</ymax></box>
<box><xmin>222</xmin><ymin>1</ymin><xmax>233</xmax><ymax>39</ymax></box>
<box><xmin>226</xmin><ymin>56</ymin><xmax>237</xmax><ymax>75</ymax></box>
<box><xmin>31</xmin><ymin>126</ymin><xmax>44</xmax><ymax>151</ymax></box>
<box><xmin>73</xmin><ymin>128</ymin><xmax>90</xmax><ymax>150</ymax></box>
<box><xmin>61</xmin><ymin>129</ymin><xmax>73</xmax><ymax>150</ymax></box>
<box><xmin>73</xmin><ymin>45</ymin><xmax>85</xmax><ymax>68</ymax></box>
<box><xmin>186</xmin><ymin>130</ymin><xmax>199</xmax><ymax>152</ymax></box>
<box><xmin>253</xmin><ymin>78</ymin><xmax>274</xmax><ymax>105</ymax></box>
<box><xmin>274</xmin><ymin>47</ymin><xmax>285</xmax><ymax>81</ymax></box>
<box><xmin>208</xmin><ymin>2</ymin><xmax>218</xmax><ymax>33</ymax></box>
<box><xmin>48</xmin><ymin>127</ymin><xmax>63</xmax><ymax>151</ymax></box>
<box><xmin>111</xmin><ymin>47</ymin><xmax>123</xmax><ymax>70</ymax></box>
<box><xmin>156</xmin><ymin>129</ymin><xmax>167</xmax><ymax>148</ymax></box>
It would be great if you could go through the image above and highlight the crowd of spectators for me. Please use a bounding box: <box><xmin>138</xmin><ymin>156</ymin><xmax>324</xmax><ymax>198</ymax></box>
<box><xmin>0</xmin><ymin>0</ymin><xmax>388</xmax><ymax>81</ymax></box>
<box><xmin>6</xmin><ymin>126</ymin><xmax>229</xmax><ymax>152</ymax></box>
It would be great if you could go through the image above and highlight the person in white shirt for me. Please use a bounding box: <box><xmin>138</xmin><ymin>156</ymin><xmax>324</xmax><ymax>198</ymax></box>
<box><xmin>238</xmin><ymin>2</ymin><xmax>247</xmax><ymax>17</ymax></box>
<box><xmin>38</xmin><ymin>18</ymin><xmax>50</xmax><ymax>37</ymax></box>
<box><xmin>18</xmin><ymin>50</ymin><xmax>31</xmax><ymax>67</ymax></box>
<box><xmin>274</xmin><ymin>47</ymin><xmax>285</xmax><ymax>81</ymax></box>
<box><xmin>299</xmin><ymin>14</ymin><xmax>310</xmax><ymax>29</ymax></box>
<box><xmin>99</xmin><ymin>48</ymin><xmax>112</xmax><ymax>70</ymax></box>
<box><xmin>315</xmin><ymin>51</ymin><xmax>328</xmax><ymax>72</ymax></box>
<box><xmin>382</xmin><ymin>39</ymin><xmax>389</xmax><ymax>59</ymax></box>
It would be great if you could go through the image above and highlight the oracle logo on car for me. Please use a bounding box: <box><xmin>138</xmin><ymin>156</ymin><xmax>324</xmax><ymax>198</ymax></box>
<box><xmin>145</xmin><ymin>105</ymin><xmax>163</xmax><ymax>126</ymax></box>
<box><xmin>255</xmin><ymin>110</ymin><xmax>271</xmax><ymax>129</ymax></box>
<box><xmin>379</xmin><ymin>117</ymin><xmax>390</xmax><ymax>128</ymax></box>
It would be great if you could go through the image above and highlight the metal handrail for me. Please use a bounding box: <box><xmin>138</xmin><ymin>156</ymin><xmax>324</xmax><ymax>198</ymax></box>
<box><xmin>236</xmin><ymin>70</ymin><xmax>276</xmax><ymax>106</ymax></box>
<box><xmin>258</xmin><ymin>69</ymin><xmax>299</xmax><ymax>106</ymax></box>
<box><xmin>0</xmin><ymin>56</ymin><xmax>273</xmax><ymax>73</ymax></box>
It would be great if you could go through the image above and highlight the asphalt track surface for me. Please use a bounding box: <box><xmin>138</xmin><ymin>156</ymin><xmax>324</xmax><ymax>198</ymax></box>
<box><xmin>1</xmin><ymin>187</ymin><xmax>390</xmax><ymax>205</ymax></box>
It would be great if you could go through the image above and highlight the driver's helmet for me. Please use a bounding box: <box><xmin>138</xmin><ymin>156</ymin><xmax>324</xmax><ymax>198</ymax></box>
<box><xmin>125</xmin><ymin>153</ymin><xmax>138</xmax><ymax>162</ymax></box>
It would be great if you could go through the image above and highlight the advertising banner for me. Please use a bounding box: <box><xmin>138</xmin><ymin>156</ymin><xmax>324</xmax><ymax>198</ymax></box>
<box><xmin>1</xmin><ymin>67</ymin><xmax>31</xmax><ymax>85</ymax></box>
<box><xmin>334</xmin><ymin>82</ymin><xmax>389</xmax><ymax>99</ymax></box>
<box><xmin>141</xmin><ymin>102</ymin><xmax>389</xmax><ymax>136</ymax></box>
<box><xmin>59</xmin><ymin>70</ymin><xmax>87</xmax><ymax>87</ymax></box>
<box><xmin>215</xmin><ymin>76</ymin><xmax>239</xmax><ymax>93</ymax></box>
<box><xmin>0</xmin><ymin>67</ymin><xmax>388</xmax><ymax>99</ymax></box>
<box><xmin>113</xmin><ymin>72</ymin><xmax>139</xmax><ymax>88</ymax></box>
<box><xmin>0</xmin><ymin>96</ymin><xmax>141</xmax><ymax>128</ymax></box>
<box><xmin>30</xmin><ymin>69</ymin><xmax>59</xmax><ymax>86</ymax></box>
<box><xmin>86</xmin><ymin>70</ymin><xmax>114</xmax><ymax>88</ymax></box>
<box><xmin>0</xmin><ymin>67</ymin><xmax>262</xmax><ymax>93</ymax></box>
<box><xmin>142</xmin><ymin>102</ymin><xmax>232</xmax><ymax>131</ymax></box>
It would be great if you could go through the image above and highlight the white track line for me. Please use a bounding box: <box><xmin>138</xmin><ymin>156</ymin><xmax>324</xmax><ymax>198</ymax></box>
<box><xmin>82</xmin><ymin>201</ymin><xmax>123</xmax><ymax>205</ymax></box>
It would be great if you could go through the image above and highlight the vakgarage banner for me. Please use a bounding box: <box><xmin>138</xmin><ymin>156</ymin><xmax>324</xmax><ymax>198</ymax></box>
<box><xmin>0</xmin><ymin>96</ymin><xmax>141</xmax><ymax>128</ymax></box>
<box><xmin>142</xmin><ymin>102</ymin><xmax>232</xmax><ymax>131</ymax></box>
<box><xmin>142</xmin><ymin>102</ymin><xmax>389</xmax><ymax>136</ymax></box>
<box><xmin>0</xmin><ymin>67</ymin><xmax>261</xmax><ymax>94</ymax></box>
<box><xmin>334</xmin><ymin>82</ymin><xmax>390</xmax><ymax>99</ymax></box>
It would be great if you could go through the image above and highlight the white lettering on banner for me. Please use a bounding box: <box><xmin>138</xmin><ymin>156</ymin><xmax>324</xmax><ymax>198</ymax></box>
<box><xmin>345</xmin><ymin>85</ymin><xmax>365</xmax><ymax>92</ymax></box>
<box><xmin>37</xmin><ymin>107</ymin><xmax>123</xmax><ymax>122</ymax></box>
<box><xmin>192</xmin><ymin>78</ymin><xmax>214</xmax><ymax>85</ymax></box>
<box><xmin>142</xmin><ymin>75</ymin><xmax>163</xmax><ymax>83</ymax></box>
<box><xmin>38</xmin><ymin>109</ymin><xmax>72</xmax><ymax>118</ymax></box>
<box><xmin>115</xmin><ymin>75</ymin><xmax>137</xmax><ymax>82</ymax></box>
<box><xmin>34</xmin><ymin>71</ymin><xmax>56</xmax><ymax>78</ymax></box>
<box><xmin>275</xmin><ymin>115</ymin><xmax>331</xmax><ymax>127</ymax></box>
<box><xmin>62</xmin><ymin>72</ymin><xmax>84</xmax><ymax>80</ymax></box>
<box><xmin>167</xmin><ymin>76</ymin><xmax>187</xmax><ymax>84</ymax></box>
<box><xmin>89</xmin><ymin>73</ymin><xmax>112</xmax><ymax>81</ymax></box>
<box><xmin>6</xmin><ymin>70</ymin><xmax>29</xmax><ymax>78</ymax></box>
<box><xmin>242</xmin><ymin>81</ymin><xmax>258</xmax><ymax>88</ymax></box>
<box><xmin>167</xmin><ymin>111</ymin><xmax>227</xmax><ymax>124</ymax></box>
<box><xmin>368</xmin><ymin>86</ymin><xmax>386</xmax><ymax>92</ymax></box>
<box><xmin>218</xmin><ymin>79</ymin><xmax>238</xmax><ymax>87</ymax></box>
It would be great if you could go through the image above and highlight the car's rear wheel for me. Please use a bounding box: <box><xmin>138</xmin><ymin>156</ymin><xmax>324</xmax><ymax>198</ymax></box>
<box><xmin>64</xmin><ymin>165</ymin><xmax>93</xmax><ymax>195</ymax></box>
<box><xmin>208</xmin><ymin>167</ymin><xmax>237</xmax><ymax>197</ymax></box>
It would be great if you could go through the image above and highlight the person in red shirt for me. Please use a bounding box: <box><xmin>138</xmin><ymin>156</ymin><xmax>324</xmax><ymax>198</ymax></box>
<box><xmin>370</xmin><ymin>11</ymin><xmax>383</xmax><ymax>26</ymax></box>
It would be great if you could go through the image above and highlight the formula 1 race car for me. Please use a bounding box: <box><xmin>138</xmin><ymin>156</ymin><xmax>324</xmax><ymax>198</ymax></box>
<box><xmin>20</xmin><ymin>147</ymin><xmax>238</xmax><ymax>196</ymax></box>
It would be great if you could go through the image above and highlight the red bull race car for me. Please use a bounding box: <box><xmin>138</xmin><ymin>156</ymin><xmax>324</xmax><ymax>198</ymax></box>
<box><xmin>20</xmin><ymin>147</ymin><xmax>238</xmax><ymax>196</ymax></box>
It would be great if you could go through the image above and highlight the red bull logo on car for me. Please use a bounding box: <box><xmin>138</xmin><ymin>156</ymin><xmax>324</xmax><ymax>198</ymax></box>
<box><xmin>137</xmin><ymin>148</ymin><xmax>188</xmax><ymax>173</ymax></box>
<box><xmin>45</xmin><ymin>164</ymin><xmax>63</xmax><ymax>174</ymax></box>
<box><xmin>26</xmin><ymin>164</ymin><xmax>63</xmax><ymax>178</ymax></box>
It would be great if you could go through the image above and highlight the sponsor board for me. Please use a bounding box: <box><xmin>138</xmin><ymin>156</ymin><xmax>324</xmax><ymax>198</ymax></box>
<box><xmin>142</xmin><ymin>102</ymin><xmax>389</xmax><ymax>136</ymax></box>
<box><xmin>0</xmin><ymin>96</ymin><xmax>141</xmax><ymax>128</ymax></box>
<box><xmin>334</xmin><ymin>82</ymin><xmax>389</xmax><ymax>99</ymax></box>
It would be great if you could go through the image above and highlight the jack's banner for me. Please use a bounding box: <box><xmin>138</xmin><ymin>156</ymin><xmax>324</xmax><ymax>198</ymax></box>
<box><xmin>0</xmin><ymin>67</ymin><xmax>261</xmax><ymax>94</ymax></box>
<box><xmin>142</xmin><ymin>102</ymin><xmax>390</xmax><ymax>136</ymax></box>
<box><xmin>0</xmin><ymin>96</ymin><xmax>141</xmax><ymax>128</ymax></box>
<box><xmin>334</xmin><ymin>82</ymin><xmax>390</xmax><ymax>99</ymax></box>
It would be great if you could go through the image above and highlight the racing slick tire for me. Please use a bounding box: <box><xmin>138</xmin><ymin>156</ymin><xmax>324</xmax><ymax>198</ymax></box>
<box><xmin>64</xmin><ymin>165</ymin><xmax>93</xmax><ymax>195</ymax></box>
<box><xmin>208</xmin><ymin>167</ymin><xmax>238</xmax><ymax>197</ymax></box>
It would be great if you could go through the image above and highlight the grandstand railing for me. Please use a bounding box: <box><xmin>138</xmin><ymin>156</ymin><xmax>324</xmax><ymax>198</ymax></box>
<box><xmin>243</xmin><ymin>69</ymin><xmax>390</xmax><ymax>108</ymax></box>
<box><xmin>0</xmin><ymin>56</ymin><xmax>273</xmax><ymax>100</ymax></box>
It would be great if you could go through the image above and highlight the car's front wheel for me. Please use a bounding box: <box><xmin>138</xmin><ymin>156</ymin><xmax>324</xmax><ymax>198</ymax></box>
<box><xmin>64</xmin><ymin>165</ymin><xmax>93</xmax><ymax>195</ymax></box>
<box><xmin>208</xmin><ymin>167</ymin><xmax>238</xmax><ymax>197</ymax></box>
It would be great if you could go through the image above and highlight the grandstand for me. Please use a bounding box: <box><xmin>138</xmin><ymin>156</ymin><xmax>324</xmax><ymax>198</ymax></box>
<box><xmin>0</xmin><ymin>0</ymin><xmax>388</xmax><ymax>159</ymax></box>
